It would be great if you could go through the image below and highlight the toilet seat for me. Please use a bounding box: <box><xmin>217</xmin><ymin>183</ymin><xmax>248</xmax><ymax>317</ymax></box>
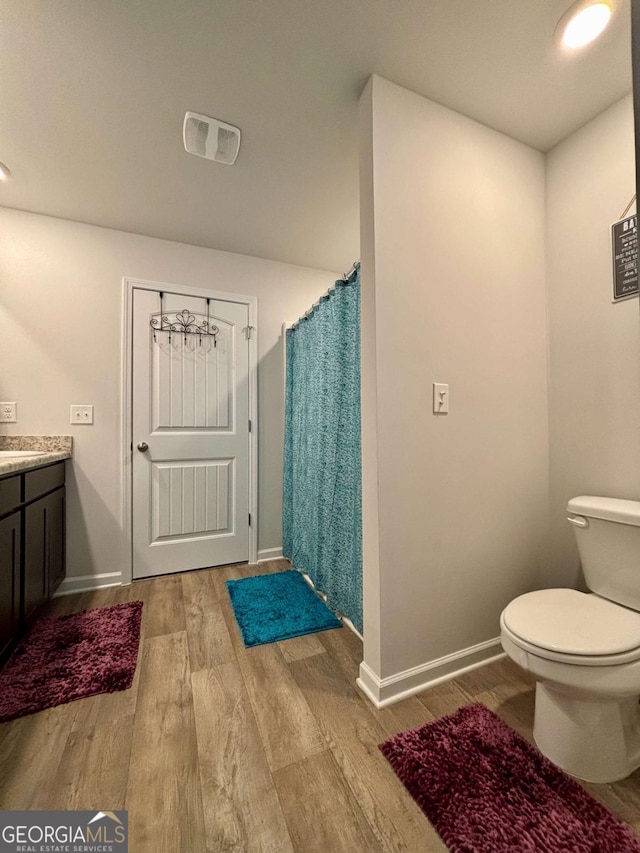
<box><xmin>501</xmin><ymin>589</ymin><xmax>640</xmax><ymax>666</ymax></box>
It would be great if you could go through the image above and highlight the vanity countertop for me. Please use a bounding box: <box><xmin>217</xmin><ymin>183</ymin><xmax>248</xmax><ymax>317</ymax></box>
<box><xmin>0</xmin><ymin>436</ymin><xmax>73</xmax><ymax>478</ymax></box>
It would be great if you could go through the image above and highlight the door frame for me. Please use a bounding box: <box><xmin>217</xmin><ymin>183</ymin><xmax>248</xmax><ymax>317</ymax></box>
<box><xmin>121</xmin><ymin>277</ymin><xmax>258</xmax><ymax>585</ymax></box>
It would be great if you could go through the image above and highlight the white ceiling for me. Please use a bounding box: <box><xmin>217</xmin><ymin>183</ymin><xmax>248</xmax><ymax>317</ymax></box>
<box><xmin>0</xmin><ymin>0</ymin><xmax>632</xmax><ymax>272</ymax></box>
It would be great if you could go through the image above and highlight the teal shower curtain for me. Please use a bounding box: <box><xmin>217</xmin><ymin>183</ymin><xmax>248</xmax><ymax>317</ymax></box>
<box><xmin>283</xmin><ymin>265</ymin><xmax>362</xmax><ymax>633</ymax></box>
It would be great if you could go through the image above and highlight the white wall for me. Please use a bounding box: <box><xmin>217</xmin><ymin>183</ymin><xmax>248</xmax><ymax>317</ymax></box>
<box><xmin>359</xmin><ymin>77</ymin><xmax>549</xmax><ymax>696</ymax></box>
<box><xmin>0</xmin><ymin>208</ymin><xmax>336</xmax><ymax>582</ymax></box>
<box><xmin>359</xmin><ymin>79</ymin><xmax>383</xmax><ymax>674</ymax></box>
<box><xmin>546</xmin><ymin>94</ymin><xmax>640</xmax><ymax>587</ymax></box>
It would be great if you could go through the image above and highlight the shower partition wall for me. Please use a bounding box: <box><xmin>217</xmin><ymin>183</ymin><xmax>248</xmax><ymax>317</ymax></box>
<box><xmin>283</xmin><ymin>264</ymin><xmax>363</xmax><ymax>633</ymax></box>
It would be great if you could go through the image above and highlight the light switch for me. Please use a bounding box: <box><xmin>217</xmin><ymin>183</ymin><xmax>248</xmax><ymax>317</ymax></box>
<box><xmin>0</xmin><ymin>402</ymin><xmax>17</xmax><ymax>423</ymax></box>
<box><xmin>433</xmin><ymin>383</ymin><xmax>449</xmax><ymax>414</ymax></box>
<box><xmin>70</xmin><ymin>404</ymin><xmax>94</xmax><ymax>424</ymax></box>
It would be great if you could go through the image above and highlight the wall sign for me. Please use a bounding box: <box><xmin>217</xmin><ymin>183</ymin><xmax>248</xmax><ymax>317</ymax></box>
<box><xmin>611</xmin><ymin>214</ymin><xmax>638</xmax><ymax>301</ymax></box>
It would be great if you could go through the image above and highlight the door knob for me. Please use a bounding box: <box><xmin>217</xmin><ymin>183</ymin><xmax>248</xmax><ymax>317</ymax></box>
<box><xmin>137</xmin><ymin>441</ymin><xmax>149</xmax><ymax>452</ymax></box>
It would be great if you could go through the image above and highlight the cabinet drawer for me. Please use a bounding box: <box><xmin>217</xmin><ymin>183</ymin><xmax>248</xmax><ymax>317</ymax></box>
<box><xmin>0</xmin><ymin>476</ymin><xmax>21</xmax><ymax>518</ymax></box>
<box><xmin>25</xmin><ymin>462</ymin><xmax>65</xmax><ymax>503</ymax></box>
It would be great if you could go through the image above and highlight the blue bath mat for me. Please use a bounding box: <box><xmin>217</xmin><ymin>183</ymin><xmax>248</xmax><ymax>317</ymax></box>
<box><xmin>225</xmin><ymin>570</ymin><xmax>342</xmax><ymax>648</ymax></box>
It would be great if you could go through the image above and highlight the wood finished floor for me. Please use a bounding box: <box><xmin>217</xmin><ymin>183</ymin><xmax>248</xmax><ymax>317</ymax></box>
<box><xmin>2</xmin><ymin>558</ymin><xmax>640</xmax><ymax>851</ymax></box>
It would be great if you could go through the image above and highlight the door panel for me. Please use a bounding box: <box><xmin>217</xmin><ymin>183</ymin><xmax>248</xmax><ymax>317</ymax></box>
<box><xmin>132</xmin><ymin>288</ymin><xmax>250</xmax><ymax>579</ymax></box>
<box><xmin>151</xmin><ymin>459</ymin><xmax>232</xmax><ymax>541</ymax></box>
<box><xmin>151</xmin><ymin>321</ymin><xmax>233</xmax><ymax>430</ymax></box>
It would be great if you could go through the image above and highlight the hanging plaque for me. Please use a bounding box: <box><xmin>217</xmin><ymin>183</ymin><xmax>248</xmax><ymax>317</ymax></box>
<box><xmin>611</xmin><ymin>214</ymin><xmax>638</xmax><ymax>301</ymax></box>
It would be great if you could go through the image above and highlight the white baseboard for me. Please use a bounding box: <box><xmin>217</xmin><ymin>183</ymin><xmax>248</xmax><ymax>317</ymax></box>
<box><xmin>356</xmin><ymin>637</ymin><xmax>506</xmax><ymax>709</ymax></box>
<box><xmin>257</xmin><ymin>547</ymin><xmax>283</xmax><ymax>562</ymax></box>
<box><xmin>54</xmin><ymin>572</ymin><xmax>123</xmax><ymax>597</ymax></box>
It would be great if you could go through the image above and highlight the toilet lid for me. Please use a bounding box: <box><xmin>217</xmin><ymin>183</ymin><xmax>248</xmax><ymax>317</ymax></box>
<box><xmin>502</xmin><ymin>589</ymin><xmax>640</xmax><ymax>655</ymax></box>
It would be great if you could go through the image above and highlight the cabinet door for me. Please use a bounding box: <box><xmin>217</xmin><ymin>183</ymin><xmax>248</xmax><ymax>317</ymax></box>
<box><xmin>47</xmin><ymin>488</ymin><xmax>65</xmax><ymax>597</ymax></box>
<box><xmin>24</xmin><ymin>498</ymin><xmax>48</xmax><ymax>623</ymax></box>
<box><xmin>0</xmin><ymin>512</ymin><xmax>21</xmax><ymax>662</ymax></box>
<box><xmin>24</xmin><ymin>488</ymin><xmax>66</xmax><ymax>620</ymax></box>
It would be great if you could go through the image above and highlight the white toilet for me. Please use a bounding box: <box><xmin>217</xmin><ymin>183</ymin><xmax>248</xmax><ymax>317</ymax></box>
<box><xmin>500</xmin><ymin>495</ymin><xmax>640</xmax><ymax>783</ymax></box>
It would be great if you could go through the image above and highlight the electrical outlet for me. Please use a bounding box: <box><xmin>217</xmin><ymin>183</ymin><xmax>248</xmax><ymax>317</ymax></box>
<box><xmin>0</xmin><ymin>403</ymin><xmax>17</xmax><ymax>423</ymax></box>
<box><xmin>70</xmin><ymin>404</ymin><xmax>94</xmax><ymax>424</ymax></box>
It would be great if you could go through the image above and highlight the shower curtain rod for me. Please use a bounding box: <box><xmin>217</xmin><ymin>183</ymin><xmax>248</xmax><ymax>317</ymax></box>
<box><xmin>288</xmin><ymin>261</ymin><xmax>360</xmax><ymax>330</ymax></box>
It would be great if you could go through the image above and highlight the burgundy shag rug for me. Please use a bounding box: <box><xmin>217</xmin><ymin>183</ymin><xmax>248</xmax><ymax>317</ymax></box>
<box><xmin>380</xmin><ymin>703</ymin><xmax>640</xmax><ymax>853</ymax></box>
<box><xmin>0</xmin><ymin>601</ymin><xmax>143</xmax><ymax>722</ymax></box>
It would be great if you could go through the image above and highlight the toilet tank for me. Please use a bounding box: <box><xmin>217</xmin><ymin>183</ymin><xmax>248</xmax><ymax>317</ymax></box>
<box><xmin>567</xmin><ymin>496</ymin><xmax>640</xmax><ymax>611</ymax></box>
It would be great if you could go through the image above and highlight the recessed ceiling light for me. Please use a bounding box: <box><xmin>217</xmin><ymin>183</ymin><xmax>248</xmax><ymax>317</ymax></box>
<box><xmin>559</xmin><ymin>1</ymin><xmax>612</xmax><ymax>50</ymax></box>
<box><xmin>0</xmin><ymin>161</ymin><xmax>11</xmax><ymax>182</ymax></box>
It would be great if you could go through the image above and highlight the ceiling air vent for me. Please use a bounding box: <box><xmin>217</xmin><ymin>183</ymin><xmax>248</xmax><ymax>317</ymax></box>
<box><xmin>183</xmin><ymin>111</ymin><xmax>241</xmax><ymax>165</ymax></box>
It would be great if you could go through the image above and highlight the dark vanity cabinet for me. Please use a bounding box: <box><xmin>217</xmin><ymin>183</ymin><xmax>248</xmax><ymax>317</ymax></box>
<box><xmin>0</xmin><ymin>461</ymin><xmax>66</xmax><ymax>664</ymax></box>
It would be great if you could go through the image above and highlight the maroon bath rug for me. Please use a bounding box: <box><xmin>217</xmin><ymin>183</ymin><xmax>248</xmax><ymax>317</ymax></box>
<box><xmin>380</xmin><ymin>702</ymin><xmax>640</xmax><ymax>853</ymax></box>
<box><xmin>0</xmin><ymin>601</ymin><xmax>143</xmax><ymax>722</ymax></box>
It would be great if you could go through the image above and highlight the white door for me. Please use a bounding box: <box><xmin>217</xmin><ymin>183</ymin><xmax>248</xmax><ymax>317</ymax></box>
<box><xmin>131</xmin><ymin>287</ymin><xmax>250</xmax><ymax>579</ymax></box>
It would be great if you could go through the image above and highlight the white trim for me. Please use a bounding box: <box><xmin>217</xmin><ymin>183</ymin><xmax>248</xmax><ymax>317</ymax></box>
<box><xmin>282</xmin><ymin>321</ymin><xmax>288</xmax><ymax>423</ymax></box>
<box><xmin>55</xmin><ymin>572</ymin><xmax>123</xmax><ymax>597</ymax></box>
<box><xmin>356</xmin><ymin>637</ymin><xmax>506</xmax><ymax>709</ymax></box>
<box><xmin>247</xmin><ymin>293</ymin><xmax>259</xmax><ymax>567</ymax></box>
<box><xmin>121</xmin><ymin>280</ymin><xmax>134</xmax><ymax>586</ymax></box>
<box><xmin>121</xmin><ymin>277</ymin><xmax>259</xmax><ymax>584</ymax></box>
<box><xmin>257</xmin><ymin>547</ymin><xmax>283</xmax><ymax>562</ymax></box>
